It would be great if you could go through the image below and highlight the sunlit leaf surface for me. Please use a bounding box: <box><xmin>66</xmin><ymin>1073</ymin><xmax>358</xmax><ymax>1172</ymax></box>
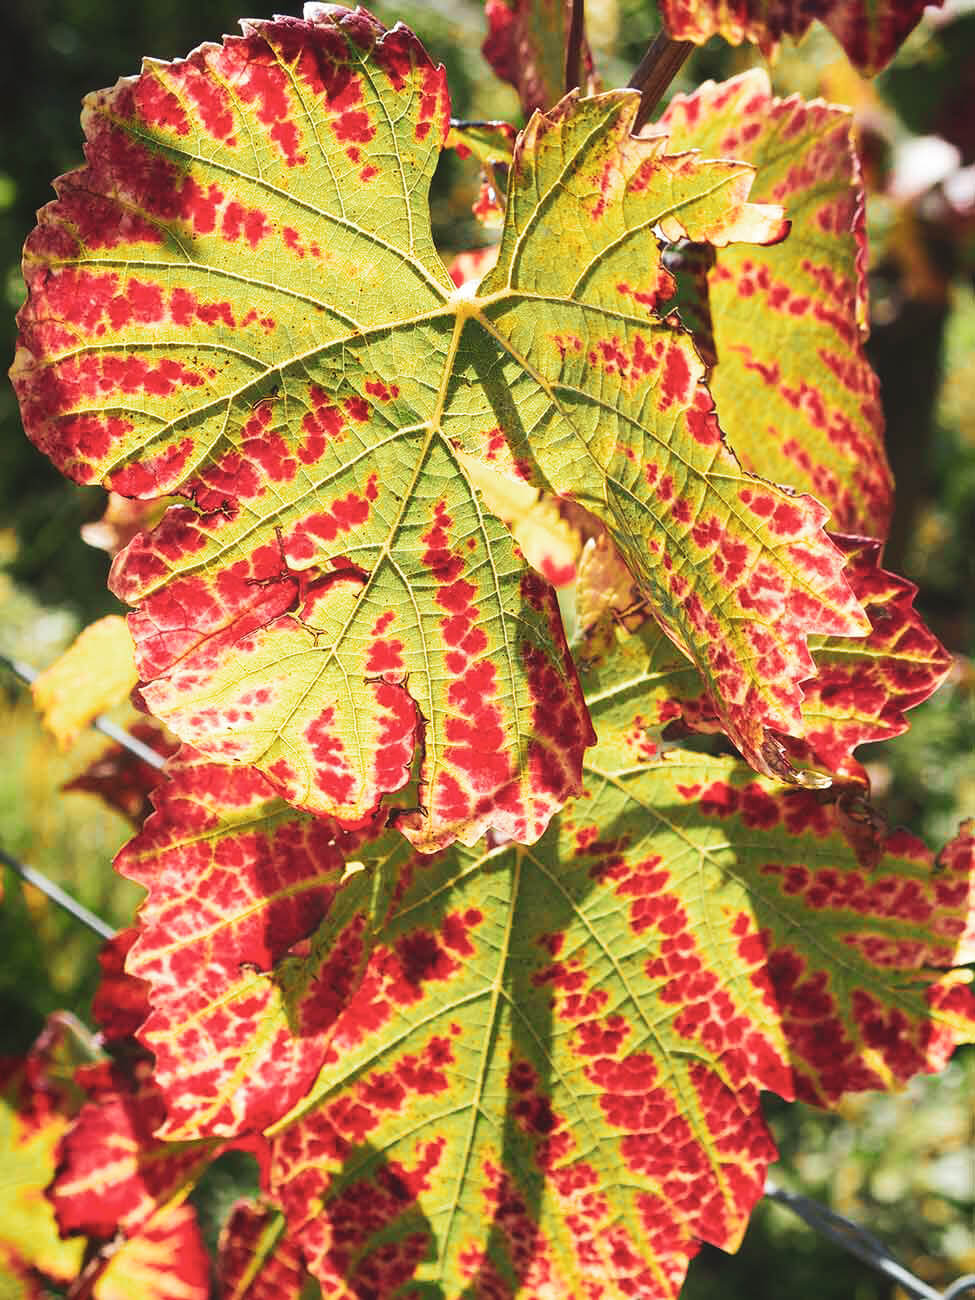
<box><xmin>580</xmin><ymin>533</ymin><xmax>952</xmax><ymax>780</ymax></box>
<box><xmin>658</xmin><ymin>0</ymin><xmax>944</xmax><ymax>74</ymax></box>
<box><xmin>660</xmin><ymin>71</ymin><xmax>893</xmax><ymax>538</ymax></box>
<box><xmin>12</xmin><ymin>10</ymin><xmax>870</xmax><ymax>811</ymax></box>
<box><xmin>258</xmin><ymin>753</ymin><xmax>975</xmax><ymax>1298</ymax></box>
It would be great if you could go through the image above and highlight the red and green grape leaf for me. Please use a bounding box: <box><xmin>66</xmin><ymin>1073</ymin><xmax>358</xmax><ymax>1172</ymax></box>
<box><xmin>482</xmin><ymin>0</ymin><xmax>594</xmax><ymax>116</ymax></box>
<box><xmin>659</xmin><ymin>71</ymin><xmax>892</xmax><ymax>538</ymax></box>
<box><xmin>49</xmin><ymin>1058</ymin><xmax>219</xmax><ymax>1240</ymax></box>
<box><xmin>93</xmin><ymin>1205</ymin><xmax>210</xmax><ymax>1300</ymax></box>
<box><xmin>218</xmin><ymin>1202</ymin><xmax>311</xmax><ymax>1300</ymax></box>
<box><xmin>258</xmin><ymin>754</ymin><xmax>975</xmax><ymax>1297</ymax></box>
<box><xmin>579</xmin><ymin>534</ymin><xmax>952</xmax><ymax>780</ymax></box>
<box><xmin>11</xmin><ymin>8</ymin><xmax>872</xmax><ymax>822</ymax></box>
<box><xmin>0</xmin><ymin>1024</ymin><xmax>90</xmax><ymax>1290</ymax></box>
<box><xmin>91</xmin><ymin>929</ymin><xmax>153</xmax><ymax>1043</ymax></box>
<box><xmin>657</xmin><ymin>0</ymin><xmax>944</xmax><ymax>75</ymax></box>
<box><xmin>445</xmin><ymin>119</ymin><xmax>516</xmax><ymax>168</ymax></box>
<box><xmin>11</xmin><ymin>7</ymin><xmax>599</xmax><ymax>851</ymax></box>
<box><xmin>115</xmin><ymin>748</ymin><xmax>410</xmax><ymax>1139</ymax></box>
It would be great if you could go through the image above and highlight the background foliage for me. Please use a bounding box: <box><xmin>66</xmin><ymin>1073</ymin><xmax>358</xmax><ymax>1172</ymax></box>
<box><xmin>1</xmin><ymin>0</ymin><xmax>972</xmax><ymax>1296</ymax></box>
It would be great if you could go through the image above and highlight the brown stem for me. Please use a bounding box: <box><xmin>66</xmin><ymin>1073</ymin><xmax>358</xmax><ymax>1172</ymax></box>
<box><xmin>68</xmin><ymin>1237</ymin><xmax>123</xmax><ymax>1300</ymax></box>
<box><xmin>564</xmin><ymin>0</ymin><xmax>586</xmax><ymax>95</ymax></box>
<box><xmin>627</xmin><ymin>30</ymin><xmax>694</xmax><ymax>130</ymax></box>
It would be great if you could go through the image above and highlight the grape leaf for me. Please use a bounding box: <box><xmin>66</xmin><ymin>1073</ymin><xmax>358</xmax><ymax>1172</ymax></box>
<box><xmin>445</xmin><ymin>119</ymin><xmax>516</xmax><ymax>168</ymax></box>
<box><xmin>579</xmin><ymin>533</ymin><xmax>952</xmax><ymax>780</ymax></box>
<box><xmin>0</xmin><ymin>1018</ymin><xmax>212</xmax><ymax>1300</ymax></box>
<box><xmin>482</xmin><ymin>0</ymin><xmax>594</xmax><ymax>115</ymax></box>
<box><xmin>50</xmin><ymin>1059</ymin><xmax>219</xmax><ymax>1239</ymax></box>
<box><xmin>659</xmin><ymin>71</ymin><xmax>892</xmax><ymax>538</ymax></box>
<box><xmin>0</xmin><ymin>1028</ymin><xmax>88</xmax><ymax>1291</ymax></box>
<box><xmin>218</xmin><ymin>1202</ymin><xmax>310</xmax><ymax>1300</ymax></box>
<box><xmin>64</xmin><ymin>720</ymin><xmax>178</xmax><ymax>826</ymax></box>
<box><xmin>92</xmin><ymin>1205</ymin><xmax>210</xmax><ymax>1300</ymax></box>
<box><xmin>12</xmin><ymin>7</ymin><xmax>602</xmax><ymax>851</ymax></box>
<box><xmin>115</xmin><ymin>748</ymin><xmax>410</xmax><ymax>1139</ymax></box>
<box><xmin>30</xmin><ymin>615</ymin><xmax>138</xmax><ymax>747</ymax></box>
<box><xmin>658</xmin><ymin>0</ymin><xmax>944</xmax><ymax>75</ymax></box>
<box><xmin>91</xmin><ymin>929</ymin><xmax>153</xmax><ymax>1042</ymax></box>
<box><xmin>11</xmin><ymin>8</ymin><xmax>872</xmax><ymax>826</ymax></box>
<box><xmin>259</xmin><ymin>754</ymin><xmax>975</xmax><ymax>1297</ymax></box>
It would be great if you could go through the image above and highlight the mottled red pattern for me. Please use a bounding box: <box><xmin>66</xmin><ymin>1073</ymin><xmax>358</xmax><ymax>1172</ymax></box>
<box><xmin>50</xmin><ymin>1058</ymin><xmax>216</xmax><ymax>1238</ymax></box>
<box><xmin>115</xmin><ymin>749</ymin><xmax>399</xmax><ymax>1138</ymax></box>
<box><xmin>218</xmin><ymin>1201</ymin><xmax>309</xmax><ymax>1300</ymax></box>
<box><xmin>659</xmin><ymin>0</ymin><xmax>942</xmax><ymax>74</ymax></box>
<box><xmin>660</xmin><ymin>72</ymin><xmax>892</xmax><ymax>538</ymax></box>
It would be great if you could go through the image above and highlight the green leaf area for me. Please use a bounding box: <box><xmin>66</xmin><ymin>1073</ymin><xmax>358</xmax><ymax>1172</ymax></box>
<box><xmin>12</xmin><ymin>7</ymin><xmax>870</xmax><ymax>853</ymax></box>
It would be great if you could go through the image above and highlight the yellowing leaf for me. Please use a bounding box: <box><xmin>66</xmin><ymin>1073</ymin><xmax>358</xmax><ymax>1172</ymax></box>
<box><xmin>31</xmin><ymin>615</ymin><xmax>137</xmax><ymax>747</ymax></box>
<box><xmin>458</xmin><ymin>451</ymin><xmax>582</xmax><ymax>587</ymax></box>
<box><xmin>12</xmin><ymin>10</ymin><xmax>868</xmax><ymax>847</ymax></box>
<box><xmin>660</xmin><ymin>71</ymin><xmax>893</xmax><ymax>538</ymax></box>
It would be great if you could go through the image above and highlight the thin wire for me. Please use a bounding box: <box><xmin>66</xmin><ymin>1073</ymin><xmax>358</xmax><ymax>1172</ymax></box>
<box><xmin>1</xmin><ymin>647</ymin><xmax>165</xmax><ymax>940</ymax></box>
<box><xmin>0</xmin><ymin>846</ymin><xmax>116</xmax><ymax>941</ymax></box>
<box><xmin>1</xmin><ymin>652</ymin><xmax>166</xmax><ymax>769</ymax></box>
<box><xmin>765</xmin><ymin>1180</ymin><xmax>965</xmax><ymax>1300</ymax></box>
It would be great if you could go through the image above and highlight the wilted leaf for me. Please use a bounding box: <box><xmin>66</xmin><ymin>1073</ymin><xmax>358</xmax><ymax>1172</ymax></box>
<box><xmin>482</xmin><ymin>0</ymin><xmax>594</xmax><ymax>115</ymax></box>
<box><xmin>261</xmin><ymin>751</ymin><xmax>975</xmax><ymax>1297</ymax></box>
<box><xmin>115</xmin><ymin>749</ymin><xmax>410</xmax><ymax>1139</ymax></box>
<box><xmin>580</xmin><ymin>533</ymin><xmax>952</xmax><ymax>779</ymax></box>
<box><xmin>660</xmin><ymin>71</ymin><xmax>893</xmax><ymax>538</ymax></box>
<box><xmin>657</xmin><ymin>0</ymin><xmax>944</xmax><ymax>75</ymax></box>
<box><xmin>31</xmin><ymin>615</ymin><xmax>138</xmax><ymax>747</ymax></box>
<box><xmin>576</xmin><ymin>531</ymin><xmax>640</xmax><ymax>627</ymax></box>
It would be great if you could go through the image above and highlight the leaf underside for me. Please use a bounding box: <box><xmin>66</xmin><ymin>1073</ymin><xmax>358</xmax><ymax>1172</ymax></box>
<box><xmin>12</xmin><ymin>6</ymin><xmax>871</xmax><ymax>849</ymax></box>
<box><xmin>117</xmin><ymin>741</ymin><xmax>975</xmax><ymax>1299</ymax></box>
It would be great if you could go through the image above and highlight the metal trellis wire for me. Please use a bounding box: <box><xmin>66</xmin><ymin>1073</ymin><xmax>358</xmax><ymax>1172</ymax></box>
<box><xmin>765</xmin><ymin>1180</ymin><xmax>975</xmax><ymax>1300</ymax></box>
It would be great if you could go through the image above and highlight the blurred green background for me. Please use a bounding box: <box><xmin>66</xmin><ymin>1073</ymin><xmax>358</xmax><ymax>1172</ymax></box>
<box><xmin>0</xmin><ymin>1</ymin><xmax>972</xmax><ymax>1297</ymax></box>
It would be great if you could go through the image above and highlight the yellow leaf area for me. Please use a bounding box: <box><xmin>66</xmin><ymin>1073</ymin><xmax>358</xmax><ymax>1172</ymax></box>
<box><xmin>0</xmin><ymin>1088</ymin><xmax>82</xmax><ymax>1292</ymax></box>
<box><xmin>31</xmin><ymin>615</ymin><xmax>137</xmax><ymax>747</ymax></box>
<box><xmin>458</xmin><ymin>451</ymin><xmax>582</xmax><ymax>587</ymax></box>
